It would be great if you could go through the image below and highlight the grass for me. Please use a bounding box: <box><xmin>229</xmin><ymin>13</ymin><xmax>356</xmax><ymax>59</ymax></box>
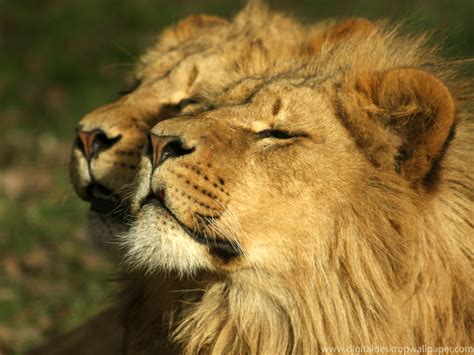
<box><xmin>0</xmin><ymin>0</ymin><xmax>472</xmax><ymax>353</ymax></box>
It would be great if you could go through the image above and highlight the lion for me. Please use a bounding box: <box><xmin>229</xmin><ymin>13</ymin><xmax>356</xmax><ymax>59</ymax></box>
<box><xmin>69</xmin><ymin>0</ymin><xmax>374</xmax><ymax>253</ymax></box>
<box><xmin>115</xmin><ymin>23</ymin><xmax>473</xmax><ymax>354</ymax></box>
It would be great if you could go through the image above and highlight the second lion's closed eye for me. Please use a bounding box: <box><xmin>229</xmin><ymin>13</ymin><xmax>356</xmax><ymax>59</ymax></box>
<box><xmin>176</xmin><ymin>97</ymin><xmax>200</xmax><ymax>111</ymax></box>
<box><xmin>119</xmin><ymin>78</ymin><xmax>142</xmax><ymax>96</ymax></box>
<box><xmin>256</xmin><ymin>129</ymin><xmax>296</xmax><ymax>139</ymax></box>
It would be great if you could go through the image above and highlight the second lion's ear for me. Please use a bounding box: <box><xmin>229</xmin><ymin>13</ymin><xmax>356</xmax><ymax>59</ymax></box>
<box><xmin>175</xmin><ymin>14</ymin><xmax>229</xmax><ymax>30</ymax></box>
<box><xmin>356</xmin><ymin>68</ymin><xmax>456</xmax><ymax>186</ymax></box>
<box><xmin>308</xmin><ymin>18</ymin><xmax>375</xmax><ymax>53</ymax></box>
<box><xmin>158</xmin><ymin>14</ymin><xmax>229</xmax><ymax>47</ymax></box>
<box><xmin>326</xmin><ymin>18</ymin><xmax>375</xmax><ymax>41</ymax></box>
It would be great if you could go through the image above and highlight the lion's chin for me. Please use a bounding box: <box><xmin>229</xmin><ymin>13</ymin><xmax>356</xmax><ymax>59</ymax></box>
<box><xmin>119</xmin><ymin>203</ymin><xmax>212</xmax><ymax>276</ymax></box>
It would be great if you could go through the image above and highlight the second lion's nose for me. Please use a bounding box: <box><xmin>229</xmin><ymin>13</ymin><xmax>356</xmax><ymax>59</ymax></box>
<box><xmin>75</xmin><ymin>128</ymin><xmax>121</xmax><ymax>161</ymax></box>
<box><xmin>147</xmin><ymin>132</ymin><xmax>195</xmax><ymax>171</ymax></box>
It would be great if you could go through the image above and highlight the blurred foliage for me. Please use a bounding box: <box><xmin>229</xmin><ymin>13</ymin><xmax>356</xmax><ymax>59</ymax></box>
<box><xmin>0</xmin><ymin>0</ymin><xmax>472</xmax><ymax>353</ymax></box>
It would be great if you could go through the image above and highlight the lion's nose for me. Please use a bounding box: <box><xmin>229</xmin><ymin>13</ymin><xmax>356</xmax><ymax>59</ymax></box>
<box><xmin>75</xmin><ymin>128</ymin><xmax>121</xmax><ymax>161</ymax></box>
<box><xmin>146</xmin><ymin>132</ymin><xmax>195</xmax><ymax>171</ymax></box>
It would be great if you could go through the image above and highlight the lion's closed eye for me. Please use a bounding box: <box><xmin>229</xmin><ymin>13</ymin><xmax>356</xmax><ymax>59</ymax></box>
<box><xmin>119</xmin><ymin>78</ymin><xmax>142</xmax><ymax>96</ymax></box>
<box><xmin>256</xmin><ymin>129</ymin><xmax>307</xmax><ymax>139</ymax></box>
<box><xmin>176</xmin><ymin>97</ymin><xmax>200</xmax><ymax>111</ymax></box>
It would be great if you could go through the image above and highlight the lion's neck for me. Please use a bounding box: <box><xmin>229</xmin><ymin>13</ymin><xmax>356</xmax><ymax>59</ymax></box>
<box><xmin>125</xmin><ymin>263</ymin><xmax>410</xmax><ymax>354</ymax></box>
<box><xmin>174</xmin><ymin>272</ymin><xmax>325</xmax><ymax>354</ymax></box>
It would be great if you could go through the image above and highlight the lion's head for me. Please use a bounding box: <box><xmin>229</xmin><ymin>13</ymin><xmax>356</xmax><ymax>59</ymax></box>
<box><xmin>69</xmin><ymin>2</ymin><xmax>374</xmax><ymax>251</ymax></box>
<box><xmin>121</xmin><ymin>25</ymin><xmax>472</xmax><ymax>353</ymax></box>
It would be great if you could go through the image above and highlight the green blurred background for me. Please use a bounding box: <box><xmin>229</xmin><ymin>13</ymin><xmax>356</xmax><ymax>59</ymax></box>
<box><xmin>0</xmin><ymin>0</ymin><xmax>472</xmax><ymax>353</ymax></box>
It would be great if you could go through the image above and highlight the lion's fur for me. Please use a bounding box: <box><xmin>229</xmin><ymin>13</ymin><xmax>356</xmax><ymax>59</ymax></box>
<box><xmin>119</xmin><ymin>23</ymin><xmax>473</xmax><ymax>354</ymax></box>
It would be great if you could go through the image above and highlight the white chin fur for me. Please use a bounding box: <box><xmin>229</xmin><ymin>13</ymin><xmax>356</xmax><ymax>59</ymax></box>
<box><xmin>87</xmin><ymin>211</ymin><xmax>129</xmax><ymax>256</ymax></box>
<box><xmin>119</xmin><ymin>204</ymin><xmax>212</xmax><ymax>276</ymax></box>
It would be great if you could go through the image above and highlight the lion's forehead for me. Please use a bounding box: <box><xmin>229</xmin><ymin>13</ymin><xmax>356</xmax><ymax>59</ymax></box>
<box><xmin>138</xmin><ymin>27</ymin><xmax>223</xmax><ymax>75</ymax></box>
<box><xmin>206</xmin><ymin>80</ymin><xmax>332</xmax><ymax>132</ymax></box>
<box><xmin>138</xmin><ymin>27</ymin><xmax>268</xmax><ymax>86</ymax></box>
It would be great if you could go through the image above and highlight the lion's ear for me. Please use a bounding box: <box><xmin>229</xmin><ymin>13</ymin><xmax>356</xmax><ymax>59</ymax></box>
<box><xmin>326</xmin><ymin>18</ymin><xmax>375</xmax><ymax>41</ymax></box>
<box><xmin>175</xmin><ymin>14</ymin><xmax>229</xmax><ymax>30</ymax></box>
<box><xmin>356</xmin><ymin>68</ymin><xmax>456</xmax><ymax>185</ymax></box>
<box><xmin>308</xmin><ymin>18</ymin><xmax>375</xmax><ymax>53</ymax></box>
<box><xmin>158</xmin><ymin>14</ymin><xmax>229</xmax><ymax>47</ymax></box>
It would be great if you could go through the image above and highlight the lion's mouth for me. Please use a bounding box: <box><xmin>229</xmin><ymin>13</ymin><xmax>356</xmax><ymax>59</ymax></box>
<box><xmin>87</xmin><ymin>184</ymin><xmax>129</xmax><ymax>223</ymax></box>
<box><xmin>141</xmin><ymin>193</ymin><xmax>242</xmax><ymax>262</ymax></box>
